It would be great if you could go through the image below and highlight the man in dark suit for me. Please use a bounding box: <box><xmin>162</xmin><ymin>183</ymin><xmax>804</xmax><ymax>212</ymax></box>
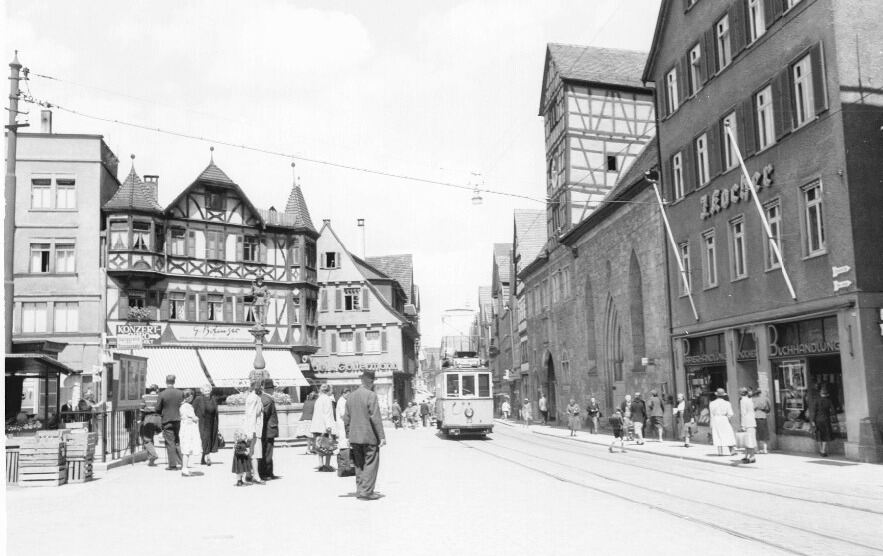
<box><xmin>259</xmin><ymin>378</ymin><xmax>279</xmax><ymax>480</ymax></box>
<box><xmin>154</xmin><ymin>374</ymin><xmax>184</xmax><ymax>470</ymax></box>
<box><xmin>343</xmin><ymin>370</ymin><xmax>386</xmax><ymax>501</ymax></box>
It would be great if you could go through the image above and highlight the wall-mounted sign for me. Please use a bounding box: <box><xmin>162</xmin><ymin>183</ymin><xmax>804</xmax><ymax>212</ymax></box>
<box><xmin>116</xmin><ymin>324</ymin><xmax>162</xmax><ymax>345</ymax></box>
<box><xmin>699</xmin><ymin>164</ymin><xmax>774</xmax><ymax>220</ymax></box>
<box><xmin>768</xmin><ymin>319</ymin><xmax>840</xmax><ymax>358</ymax></box>
<box><xmin>314</xmin><ymin>361</ymin><xmax>400</xmax><ymax>373</ymax></box>
<box><xmin>169</xmin><ymin>324</ymin><xmax>254</xmax><ymax>343</ymax></box>
<box><xmin>832</xmin><ymin>265</ymin><xmax>851</xmax><ymax>278</ymax></box>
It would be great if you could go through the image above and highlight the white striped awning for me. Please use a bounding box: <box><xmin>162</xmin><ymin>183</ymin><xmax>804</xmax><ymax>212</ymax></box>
<box><xmin>197</xmin><ymin>348</ymin><xmax>309</xmax><ymax>388</ymax></box>
<box><xmin>131</xmin><ymin>347</ymin><xmax>210</xmax><ymax>389</ymax></box>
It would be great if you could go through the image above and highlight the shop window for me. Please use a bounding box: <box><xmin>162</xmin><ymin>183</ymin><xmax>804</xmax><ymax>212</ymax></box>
<box><xmin>30</xmin><ymin>243</ymin><xmax>51</xmax><ymax>273</ymax></box>
<box><xmin>54</xmin><ymin>302</ymin><xmax>79</xmax><ymax>333</ymax></box>
<box><xmin>803</xmin><ymin>181</ymin><xmax>826</xmax><ymax>256</ymax></box>
<box><xmin>21</xmin><ymin>302</ymin><xmax>48</xmax><ymax>333</ymax></box>
<box><xmin>716</xmin><ymin>15</ymin><xmax>731</xmax><ymax>70</ymax></box>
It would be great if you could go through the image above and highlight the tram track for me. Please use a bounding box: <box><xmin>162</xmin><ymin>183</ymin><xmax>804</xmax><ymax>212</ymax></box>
<box><xmin>457</xmin><ymin>433</ymin><xmax>883</xmax><ymax>555</ymax></box>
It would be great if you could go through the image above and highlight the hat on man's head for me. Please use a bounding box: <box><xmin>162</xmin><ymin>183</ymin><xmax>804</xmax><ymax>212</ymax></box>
<box><xmin>715</xmin><ymin>388</ymin><xmax>727</xmax><ymax>397</ymax></box>
<box><xmin>650</xmin><ymin>389</ymin><xmax>658</xmax><ymax>396</ymax></box>
<box><xmin>361</xmin><ymin>370</ymin><xmax>376</xmax><ymax>380</ymax></box>
<box><xmin>262</xmin><ymin>378</ymin><xmax>275</xmax><ymax>390</ymax></box>
<box><xmin>166</xmin><ymin>374</ymin><xmax>176</xmax><ymax>384</ymax></box>
<box><xmin>739</xmin><ymin>387</ymin><xmax>750</xmax><ymax>396</ymax></box>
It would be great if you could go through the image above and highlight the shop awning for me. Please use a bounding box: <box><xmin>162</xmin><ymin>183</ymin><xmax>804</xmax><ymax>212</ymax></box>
<box><xmin>197</xmin><ymin>348</ymin><xmax>309</xmax><ymax>388</ymax></box>
<box><xmin>131</xmin><ymin>348</ymin><xmax>210</xmax><ymax>389</ymax></box>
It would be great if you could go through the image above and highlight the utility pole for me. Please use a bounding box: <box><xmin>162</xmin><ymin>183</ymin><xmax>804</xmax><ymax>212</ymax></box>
<box><xmin>5</xmin><ymin>51</ymin><xmax>26</xmax><ymax>354</ymax></box>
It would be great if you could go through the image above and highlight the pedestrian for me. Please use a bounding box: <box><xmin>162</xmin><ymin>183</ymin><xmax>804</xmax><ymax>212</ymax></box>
<box><xmin>336</xmin><ymin>388</ymin><xmax>350</xmax><ymax>451</ymax></box>
<box><xmin>420</xmin><ymin>400</ymin><xmax>429</xmax><ymax>427</ymax></box>
<box><xmin>501</xmin><ymin>398</ymin><xmax>511</xmax><ymax>420</ymax></box>
<box><xmin>538</xmin><ymin>393</ymin><xmax>548</xmax><ymax>425</ymax></box>
<box><xmin>752</xmin><ymin>387</ymin><xmax>772</xmax><ymax>454</ymax></box>
<box><xmin>139</xmin><ymin>384</ymin><xmax>162</xmax><ymax>466</ymax></box>
<box><xmin>809</xmin><ymin>387</ymin><xmax>835</xmax><ymax>457</ymax></box>
<box><xmin>231</xmin><ymin>430</ymin><xmax>251</xmax><ymax>487</ymax></box>
<box><xmin>709</xmin><ymin>388</ymin><xmax>737</xmax><ymax>456</ymax></box>
<box><xmin>178</xmin><ymin>389</ymin><xmax>202</xmax><ymax>477</ymax></box>
<box><xmin>405</xmin><ymin>402</ymin><xmax>419</xmax><ymax>429</ymax></box>
<box><xmin>620</xmin><ymin>394</ymin><xmax>633</xmax><ymax>441</ymax></box>
<box><xmin>566</xmin><ymin>398</ymin><xmax>581</xmax><ymax>437</ymax></box>
<box><xmin>155</xmin><ymin>374</ymin><xmax>184</xmax><ymax>471</ymax></box>
<box><xmin>192</xmin><ymin>383</ymin><xmax>219</xmax><ymax>466</ymax></box>
<box><xmin>244</xmin><ymin>380</ymin><xmax>265</xmax><ymax>484</ymax></box>
<box><xmin>298</xmin><ymin>391</ymin><xmax>317</xmax><ymax>454</ymax></box>
<box><xmin>647</xmin><ymin>390</ymin><xmax>665</xmax><ymax>442</ymax></box>
<box><xmin>738</xmin><ymin>387</ymin><xmax>757</xmax><ymax>464</ymax></box>
<box><xmin>608</xmin><ymin>409</ymin><xmax>626</xmax><ymax>453</ymax></box>
<box><xmin>343</xmin><ymin>370</ymin><xmax>387</xmax><ymax>501</ymax></box>
<box><xmin>391</xmin><ymin>400</ymin><xmax>402</xmax><ymax>429</ymax></box>
<box><xmin>630</xmin><ymin>393</ymin><xmax>646</xmax><ymax>445</ymax></box>
<box><xmin>521</xmin><ymin>398</ymin><xmax>532</xmax><ymax>428</ymax></box>
<box><xmin>311</xmin><ymin>383</ymin><xmax>337</xmax><ymax>472</ymax></box>
<box><xmin>259</xmin><ymin>379</ymin><xmax>279</xmax><ymax>480</ymax></box>
<box><xmin>586</xmin><ymin>397</ymin><xmax>601</xmax><ymax>434</ymax></box>
<box><xmin>672</xmin><ymin>393</ymin><xmax>694</xmax><ymax>447</ymax></box>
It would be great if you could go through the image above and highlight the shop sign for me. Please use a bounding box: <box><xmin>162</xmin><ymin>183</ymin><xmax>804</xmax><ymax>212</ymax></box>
<box><xmin>699</xmin><ymin>164</ymin><xmax>774</xmax><ymax>220</ymax></box>
<box><xmin>769</xmin><ymin>340</ymin><xmax>839</xmax><ymax>357</ymax></box>
<box><xmin>684</xmin><ymin>353</ymin><xmax>726</xmax><ymax>365</ymax></box>
<box><xmin>169</xmin><ymin>324</ymin><xmax>254</xmax><ymax>343</ymax></box>
<box><xmin>116</xmin><ymin>324</ymin><xmax>162</xmax><ymax>345</ymax></box>
<box><xmin>315</xmin><ymin>361</ymin><xmax>400</xmax><ymax>373</ymax></box>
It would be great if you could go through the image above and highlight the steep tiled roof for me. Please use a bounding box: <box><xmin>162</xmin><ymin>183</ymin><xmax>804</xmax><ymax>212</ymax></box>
<box><xmin>196</xmin><ymin>161</ymin><xmax>235</xmax><ymax>185</ymax></box>
<box><xmin>614</xmin><ymin>140</ymin><xmax>658</xmax><ymax>192</ymax></box>
<box><xmin>514</xmin><ymin>209</ymin><xmax>547</xmax><ymax>268</ymax></box>
<box><xmin>493</xmin><ymin>243</ymin><xmax>512</xmax><ymax>283</ymax></box>
<box><xmin>366</xmin><ymin>254</ymin><xmax>414</xmax><ymax>304</ymax></box>
<box><xmin>103</xmin><ymin>165</ymin><xmax>163</xmax><ymax>213</ymax></box>
<box><xmin>548</xmin><ymin>43</ymin><xmax>648</xmax><ymax>88</ymax></box>
<box><xmin>352</xmin><ymin>255</ymin><xmax>391</xmax><ymax>281</ymax></box>
<box><xmin>283</xmin><ymin>181</ymin><xmax>317</xmax><ymax>233</ymax></box>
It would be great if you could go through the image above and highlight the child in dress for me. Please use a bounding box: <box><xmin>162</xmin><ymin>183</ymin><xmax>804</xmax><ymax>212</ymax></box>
<box><xmin>608</xmin><ymin>409</ymin><xmax>626</xmax><ymax>453</ymax></box>
<box><xmin>232</xmin><ymin>430</ymin><xmax>250</xmax><ymax>486</ymax></box>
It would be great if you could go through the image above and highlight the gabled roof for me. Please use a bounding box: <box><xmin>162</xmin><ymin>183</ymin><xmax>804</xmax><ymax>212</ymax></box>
<box><xmin>366</xmin><ymin>254</ymin><xmax>415</xmax><ymax>305</ymax></box>
<box><xmin>513</xmin><ymin>209</ymin><xmax>547</xmax><ymax>268</ymax></box>
<box><xmin>283</xmin><ymin>179</ymin><xmax>317</xmax><ymax>234</ymax></box>
<box><xmin>165</xmin><ymin>160</ymin><xmax>265</xmax><ymax>227</ymax></box>
<box><xmin>614</xmin><ymin>139</ymin><xmax>658</xmax><ymax>193</ymax></box>
<box><xmin>493</xmin><ymin>244</ymin><xmax>512</xmax><ymax>284</ymax></box>
<box><xmin>196</xmin><ymin>161</ymin><xmax>236</xmax><ymax>185</ymax></box>
<box><xmin>103</xmin><ymin>164</ymin><xmax>163</xmax><ymax>213</ymax></box>
<box><xmin>353</xmin><ymin>255</ymin><xmax>392</xmax><ymax>281</ymax></box>
<box><xmin>540</xmin><ymin>44</ymin><xmax>651</xmax><ymax>115</ymax></box>
<box><xmin>643</xmin><ymin>1</ymin><xmax>672</xmax><ymax>82</ymax></box>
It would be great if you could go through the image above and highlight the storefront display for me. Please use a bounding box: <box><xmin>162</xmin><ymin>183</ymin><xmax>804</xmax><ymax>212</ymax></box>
<box><xmin>683</xmin><ymin>333</ymin><xmax>727</xmax><ymax>435</ymax></box>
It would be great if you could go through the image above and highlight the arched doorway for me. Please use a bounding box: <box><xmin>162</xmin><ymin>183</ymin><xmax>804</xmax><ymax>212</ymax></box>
<box><xmin>543</xmin><ymin>352</ymin><xmax>557</xmax><ymax>423</ymax></box>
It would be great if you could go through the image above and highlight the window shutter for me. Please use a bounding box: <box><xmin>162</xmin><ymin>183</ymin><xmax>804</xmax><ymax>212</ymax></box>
<box><xmin>198</xmin><ymin>294</ymin><xmax>207</xmax><ymax>322</ymax></box>
<box><xmin>682</xmin><ymin>146</ymin><xmax>696</xmax><ymax>193</ymax></box>
<box><xmin>765</xmin><ymin>0</ymin><xmax>783</xmax><ymax>28</ymax></box>
<box><xmin>187</xmin><ymin>231</ymin><xmax>196</xmax><ymax>258</ymax></box>
<box><xmin>355</xmin><ymin>331</ymin><xmax>364</xmax><ymax>354</ymax></box>
<box><xmin>810</xmin><ymin>42</ymin><xmax>828</xmax><ymax>114</ymax></box>
<box><xmin>223</xmin><ymin>296</ymin><xmax>233</xmax><ymax>323</ymax></box>
<box><xmin>236</xmin><ymin>296</ymin><xmax>244</xmax><ymax>322</ymax></box>
<box><xmin>705</xmin><ymin>28</ymin><xmax>718</xmax><ymax>77</ymax></box>
<box><xmin>160</xmin><ymin>293</ymin><xmax>169</xmax><ymax>321</ymax></box>
<box><xmin>330</xmin><ymin>332</ymin><xmax>338</xmax><ymax>354</ymax></box>
<box><xmin>118</xmin><ymin>291</ymin><xmax>129</xmax><ymax>320</ymax></box>
<box><xmin>774</xmin><ymin>69</ymin><xmax>794</xmax><ymax>138</ymax></box>
<box><xmin>697</xmin><ymin>43</ymin><xmax>708</xmax><ymax>86</ymax></box>
<box><xmin>656</xmin><ymin>79</ymin><xmax>667</xmax><ymax>118</ymax></box>
<box><xmin>236</xmin><ymin>235</ymin><xmax>243</xmax><ymax>262</ymax></box>
<box><xmin>260</xmin><ymin>239</ymin><xmax>267</xmax><ymax>264</ymax></box>
<box><xmin>334</xmin><ymin>287</ymin><xmax>342</xmax><ymax>311</ymax></box>
<box><xmin>740</xmin><ymin>97</ymin><xmax>757</xmax><ymax>157</ymax></box>
<box><xmin>730</xmin><ymin>3</ymin><xmax>746</xmax><ymax>55</ymax></box>
<box><xmin>362</xmin><ymin>287</ymin><xmax>370</xmax><ymax>310</ymax></box>
<box><xmin>708</xmin><ymin>122</ymin><xmax>722</xmax><ymax>178</ymax></box>
<box><xmin>187</xmin><ymin>294</ymin><xmax>197</xmax><ymax>322</ymax></box>
<box><xmin>381</xmin><ymin>329</ymin><xmax>388</xmax><ymax>353</ymax></box>
<box><xmin>319</xmin><ymin>288</ymin><xmax>328</xmax><ymax>312</ymax></box>
<box><xmin>661</xmin><ymin>158</ymin><xmax>673</xmax><ymax>199</ymax></box>
<box><xmin>677</xmin><ymin>57</ymin><xmax>688</xmax><ymax>103</ymax></box>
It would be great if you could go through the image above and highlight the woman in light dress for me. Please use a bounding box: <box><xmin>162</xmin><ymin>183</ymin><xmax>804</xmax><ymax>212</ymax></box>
<box><xmin>709</xmin><ymin>388</ymin><xmax>736</xmax><ymax>456</ymax></box>
<box><xmin>179</xmin><ymin>389</ymin><xmax>202</xmax><ymax>477</ymax></box>
<box><xmin>310</xmin><ymin>384</ymin><xmax>337</xmax><ymax>471</ymax></box>
<box><xmin>335</xmin><ymin>389</ymin><xmax>350</xmax><ymax>452</ymax></box>
<box><xmin>243</xmin><ymin>380</ymin><xmax>265</xmax><ymax>484</ymax></box>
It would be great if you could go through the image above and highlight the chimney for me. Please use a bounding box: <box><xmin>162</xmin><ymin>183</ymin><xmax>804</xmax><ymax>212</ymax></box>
<box><xmin>143</xmin><ymin>175</ymin><xmax>159</xmax><ymax>202</ymax></box>
<box><xmin>40</xmin><ymin>110</ymin><xmax>52</xmax><ymax>133</ymax></box>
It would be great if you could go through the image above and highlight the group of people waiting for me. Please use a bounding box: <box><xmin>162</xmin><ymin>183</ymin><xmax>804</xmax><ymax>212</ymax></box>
<box><xmin>390</xmin><ymin>400</ymin><xmax>433</xmax><ymax>429</ymax></box>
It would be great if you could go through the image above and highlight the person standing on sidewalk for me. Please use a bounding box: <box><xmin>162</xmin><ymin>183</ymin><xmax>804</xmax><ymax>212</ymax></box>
<box><xmin>709</xmin><ymin>388</ymin><xmax>736</xmax><ymax>456</ymax></box>
<box><xmin>647</xmin><ymin>390</ymin><xmax>665</xmax><ymax>442</ymax></box>
<box><xmin>586</xmin><ymin>397</ymin><xmax>601</xmax><ymax>434</ymax></box>
<box><xmin>752</xmin><ymin>387</ymin><xmax>771</xmax><ymax>454</ymax></box>
<box><xmin>538</xmin><ymin>394</ymin><xmax>548</xmax><ymax>425</ymax></box>
<box><xmin>244</xmin><ymin>380</ymin><xmax>265</xmax><ymax>485</ymax></box>
<box><xmin>672</xmin><ymin>393</ymin><xmax>694</xmax><ymax>447</ymax></box>
<box><xmin>630</xmin><ymin>393</ymin><xmax>646</xmax><ymax>445</ymax></box>
<box><xmin>608</xmin><ymin>409</ymin><xmax>626</xmax><ymax>453</ymax></box>
<box><xmin>738</xmin><ymin>387</ymin><xmax>757</xmax><ymax>464</ymax></box>
<box><xmin>521</xmin><ymin>398</ymin><xmax>532</xmax><ymax>428</ymax></box>
<box><xmin>809</xmin><ymin>387</ymin><xmax>835</xmax><ymax>457</ymax></box>
<box><xmin>620</xmin><ymin>394</ymin><xmax>633</xmax><ymax>441</ymax></box>
<box><xmin>343</xmin><ymin>370</ymin><xmax>386</xmax><ymax>501</ymax></box>
<box><xmin>155</xmin><ymin>375</ymin><xmax>184</xmax><ymax>470</ymax></box>
<box><xmin>501</xmin><ymin>398</ymin><xmax>511</xmax><ymax>420</ymax></box>
<box><xmin>139</xmin><ymin>384</ymin><xmax>162</xmax><ymax>466</ymax></box>
<box><xmin>565</xmin><ymin>399</ymin><xmax>581</xmax><ymax>437</ymax></box>
<box><xmin>419</xmin><ymin>400</ymin><xmax>431</xmax><ymax>427</ymax></box>
<box><xmin>259</xmin><ymin>379</ymin><xmax>279</xmax><ymax>480</ymax></box>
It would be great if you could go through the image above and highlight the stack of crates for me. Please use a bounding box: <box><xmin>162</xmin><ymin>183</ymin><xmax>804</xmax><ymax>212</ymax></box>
<box><xmin>65</xmin><ymin>430</ymin><xmax>97</xmax><ymax>483</ymax></box>
<box><xmin>18</xmin><ymin>436</ymin><xmax>67</xmax><ymax>487</ymax></box>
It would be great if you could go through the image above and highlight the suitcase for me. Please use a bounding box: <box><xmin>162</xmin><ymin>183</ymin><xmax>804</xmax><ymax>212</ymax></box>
<box><xmin>337</xmin><ymin>448</ymin><xmax>355</xmax><ymax>477</ymax></box>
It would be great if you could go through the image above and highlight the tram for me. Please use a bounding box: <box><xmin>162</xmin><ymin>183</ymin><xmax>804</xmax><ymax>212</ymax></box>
<box><xmin>434</xmin><ymin>352</ymin><xmax>494</xmax><ymax>437</ymax></box>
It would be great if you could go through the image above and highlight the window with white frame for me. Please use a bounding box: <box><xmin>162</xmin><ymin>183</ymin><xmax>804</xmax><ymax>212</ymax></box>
<box><xmin>55</xmin><ymin>244</ymin><xmax>75</xmax><ymax>273</ymax></box>
<box><xmin>695</xmin><ymin>134</ymin><xmax>710</xmax><ymax>186</ymax></box>
<box><xmin>243</xmin><ymin>236</ymin><xmax>260</xmax><ymax>262</ymax></box>
<box><xmin>207</xmin><ymin>294</ymin><xmax>223</xmax><ymax>322</ymax></box>
<box><xmin>132</xmin><ymin>221</ymin><xmax>151</xmax><ymax>251</ymax></box>
<box><xmin>722</xmin><ymin>112</ymin><xmax>739</xmax><ymax>170</ymax></box>
<box><xmin>169</xmin><ymin>292</ymin><xmax>186</xmax><ymax>320</ymax></box>
<box><xmin>679</xmin><ymin>242</ymin><xmax>692</xmax><ymax>295</ymax></box>
<box><xmin>785</xmin><ymin>0</ymin><xmax>802</xmax><ymax>9</ymax></box>
<box><xmin>689</xmin><ymin>44</ymin><xmax>702</xmax><ymax>95</ymax></box>
<box><xmin>803</xmin><ymin>182</ymin><xmax>826</xmax><ymax>255</ymax></box>
<box><xmin>169</xmin><ymin>228</ymin><xmax>186</xmax><ymax>256</ymax></box>
<box><xmin>730</xmin><ymin>217</ymin><xmax>747</xmax><ymax>279</ymax></box>
<box><xmin>765</xmin><ymin>201</ymin><xmax>783</xmax><ymax>269</ymax></box>
<box><xmin>55</xmin><ymin>179</ymin><xmax>76</xmax><ymax>209</ymax></box>
<box><xmin>365</xmin><ymin>330</ymin><xmax>381</xmax><ymax>352</ymax></box>
<box><xmin>666</xmin><ymin>68</ymin><xmax>679</xmax><ymax>114</ymax></box>
<box><xmin>29</xmin><ymin>176</ymin><xmax>76</xmax><ymax>210</ymax></box>
<box><xmin>672</xmin><ymin>152</ymin><xmax>685</xmax><ymax>200</ymax></box>
<box><xmin>31</xmin><ymin>179</ymin><xmax>52</xmax><ymax>209</ymax></box>
<box><xmin>793</xmin><ymin>55</ymin><xmax>815</xmax><ymax>127</ymax></box>
<box><xmin>21</xmin><ymin>302</ymin><xmax>48</xmax><ymax>333</ymax></box>
<box><xmin>30</xmin><ymin>243</ymin><xmax>51</xmax><ymax>273</ymax></box>
<box><xmin>322</xmin><ymin>252</ymin><xmax>340</xmax><ymax>269</ymax></box>
<box><xmin>756</xmin><ymin>86</ymin><xmax>775</xmax><ymax>150</ymax></box>
<box><xmin>748</xmin><ymin>0</ymin><xmax>766</xmax><ymax>43</ymax></box>
<box><xmin>339</xmin><ymin>331</ymin><xmax>354</xmax><ymax>354</ymax></box>
<box><xmin>54</xmin><ymin>302</ymin><xmax>79</xmax><ymax>333</ymax></box>
<box><xmin>716</xmin><ymin>15</ymin><xmax>731</xmax><ymax>69</ymax></box>
<box><xmin>344</xmin><ymin>287</ymin><xmax>361</xmax><ymax>311</ymax></box>
<box><xmin>703</xmin><ymin>231</ymin><xmax>718</xmax><ymax>287</ymax></box>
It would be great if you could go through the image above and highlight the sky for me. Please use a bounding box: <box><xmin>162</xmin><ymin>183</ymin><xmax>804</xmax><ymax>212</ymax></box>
<box><xmin>4</xmin><ymin>0</ymin><xmax>661</xmax><ymax>349</ymax></box>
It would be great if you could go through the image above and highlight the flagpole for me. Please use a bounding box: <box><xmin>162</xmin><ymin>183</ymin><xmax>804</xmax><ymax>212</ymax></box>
<box><xmin>646</xmin><ymin>172</ymin><xmax>700</xmax><ymax>322</ymax></box>
<box><xmin>723</xmin><ymin>122</ymin><xmax>797</xmax><ymax>300</ymax></box>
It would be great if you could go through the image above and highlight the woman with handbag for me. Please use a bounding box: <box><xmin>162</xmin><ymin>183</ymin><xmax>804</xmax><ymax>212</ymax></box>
<box><xmin>193</xmin><ymin>384</ymin><xmax>220</xmax><ymax>466</ymax></box>
<box><xmin>310</xmin><ymin>384</ymin><xmax>337</xmax><ymax>471</ymax></box>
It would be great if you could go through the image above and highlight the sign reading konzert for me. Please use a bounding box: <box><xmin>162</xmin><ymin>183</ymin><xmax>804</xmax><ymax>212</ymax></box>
<box><xmin>115</xmin><ymin>324</ymin><xmax>162</xmax><ymax>345</ymax></box>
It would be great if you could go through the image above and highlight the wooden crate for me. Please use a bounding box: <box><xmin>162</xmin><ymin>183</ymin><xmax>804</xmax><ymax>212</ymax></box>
<box><xmin>66</xmin><ymin>458</ymin><xmax>93</xmax><ymax>483</ymax></box>
<box><xmin>20</xmin><ymin>465</ymin><xmax>67</xmax><ymax>487</ymax></box>
<box><xmin>19</xmin><ymin>439</ymin><xmax>67</xmax><ymax>487</ymax></box>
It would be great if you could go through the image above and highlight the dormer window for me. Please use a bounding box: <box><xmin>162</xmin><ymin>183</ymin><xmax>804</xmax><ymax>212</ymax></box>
<box><xmin>205</xmin><ymin>189</ymin><xmax>225</xmax><ymax>211</ymax></box>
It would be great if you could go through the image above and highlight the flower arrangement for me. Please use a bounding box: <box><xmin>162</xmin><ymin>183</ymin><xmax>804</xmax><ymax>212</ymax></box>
<box><xmin>5</xmin><ymin>419</ymin><xmax>43</xmax><ymax>435</ymax></box>
<box><xmin>127</xmin><ymin>306</ymin><xmax>153</xmax><ymax>322</ymax></box>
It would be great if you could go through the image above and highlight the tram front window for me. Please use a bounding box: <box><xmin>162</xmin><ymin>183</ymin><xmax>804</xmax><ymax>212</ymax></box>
<box><xmin>479</xmin><ymin>374</ymin><xmax>490</xmax><ymax>397</ymax></box>
<box><xmin>462</xmin><ymin>375</ymin><xmax>475</xmax><ymax>396</ymax></box>
<box><xmin>446</xmin><ymin>374</ymin><xmax>460</xmax><ymax>397</ymax></box>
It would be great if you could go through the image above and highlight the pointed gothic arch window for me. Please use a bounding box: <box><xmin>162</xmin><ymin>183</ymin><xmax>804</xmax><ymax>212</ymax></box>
<box><xmin>629</xmin><ymin>251</ymin><xmax>646</xmax><ymax>371</ymax></box>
